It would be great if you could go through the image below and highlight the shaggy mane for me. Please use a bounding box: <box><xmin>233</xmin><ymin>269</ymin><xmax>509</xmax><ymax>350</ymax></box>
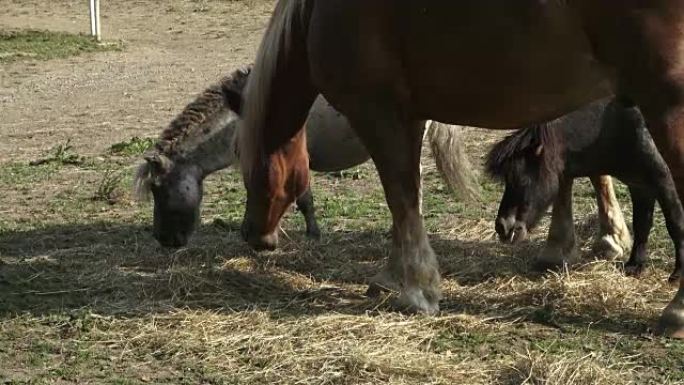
<box><xmin>156</xmin><ymin>65</ymin><xmax>251</xmax><ymax>155</ymax></box>
<box><xmin>486</xmin><ymin>123</ymin><xmax>565</xmax><ymax>183</ymax></box>
<box><xmin>133</xmin><ymin>66</ymin><xmax>251</xmax><ymax>201</ymax></box>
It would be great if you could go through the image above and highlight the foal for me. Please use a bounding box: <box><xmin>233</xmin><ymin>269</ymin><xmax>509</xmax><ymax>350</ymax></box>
<box><xmin>487</xmin><ymin>99</ymin><xmax>684</xmax><ymax>281</ymax></box>
<box><xmin>134</xmin><ymin>67</ymin><xmax>478</xmax><ymax>248</ymax></box>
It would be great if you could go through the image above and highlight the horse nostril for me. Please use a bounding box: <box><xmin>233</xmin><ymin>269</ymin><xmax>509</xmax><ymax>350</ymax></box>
<box><xmin>495</xmin><ymin>220</ymin><xmax>506</xmax><ymax>236</ymax></box>
<box><xmin>247</xmin><ymin>232</ymin><xmax>278</xmax><ymax>251</ymax></box>
<box><xmin>495</xmin><ymin>217</ymin><xmax>513</xmax><ymax>243</ymax></box>
<box><xmin>511</xmin><ymin>223</ymin><xmax>528</xmax><ymax>244</ymax></box>
<box><xmin>260</xmin><ymin>233</ymin><xmax>278</xmax><ymax>251</ymax></box>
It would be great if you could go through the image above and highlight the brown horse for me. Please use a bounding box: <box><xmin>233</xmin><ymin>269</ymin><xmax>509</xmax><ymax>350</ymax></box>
<box><xmin>238</xmin><ymin>0</ymin><xmax>684</xmax><ymax>337</ymax></box>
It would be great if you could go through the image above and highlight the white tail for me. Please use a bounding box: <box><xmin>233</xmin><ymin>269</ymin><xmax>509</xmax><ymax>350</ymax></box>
<box><xmin>425</xmin><ymin>121</ymin><xmax>480</xmax><ymax>201</ymax></box>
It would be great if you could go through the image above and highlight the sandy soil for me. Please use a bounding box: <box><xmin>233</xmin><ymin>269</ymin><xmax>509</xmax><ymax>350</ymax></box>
<box><xmin>0</xmin><ymin>0</ymin><xmax>273</xmax><ymax>162</ymax></box>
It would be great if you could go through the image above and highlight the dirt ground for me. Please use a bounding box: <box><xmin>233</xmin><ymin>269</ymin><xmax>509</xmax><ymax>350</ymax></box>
<box><xmin>1</xmin><ymin>1</ymin><xmax>684</xmax><ymax>384</ymax></box>
<box><xmin>1</xmin><ymin>0</ymin><xmax>271</xmax><ymax>163</ymax></box>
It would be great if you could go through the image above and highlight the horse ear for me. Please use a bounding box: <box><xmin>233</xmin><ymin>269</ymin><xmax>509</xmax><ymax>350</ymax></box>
<box><xmin>144</xmin><ymin>153</ymin><xmax>173</xmax><ymax>175</ymax></box>
<box><xmin>223</xmin><ymin>88</ymin><xmax>243</xmax><ymax>116</ymax></box>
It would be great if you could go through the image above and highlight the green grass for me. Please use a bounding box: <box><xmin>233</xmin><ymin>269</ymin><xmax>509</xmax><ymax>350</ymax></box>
<box><xmin>29</xmin><ymin>139</ymin><xmax>85</xmax><ymax>166</ymax></box>
<box><xmin>109</xmin><ymin>137</ymin><xmax>156</xmax><ymax>156</ymax></box>
<box><xmin>0</xmin><ymin>29</ymin><xmax>121</xmax><ymax>62</ymax></box>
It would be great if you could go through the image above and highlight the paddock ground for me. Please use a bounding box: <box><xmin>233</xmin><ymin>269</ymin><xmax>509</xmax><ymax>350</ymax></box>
<box><xmin>1</xmin><ymin>1</ymin><xmax>683</xmax><ymax>384</ymax></box>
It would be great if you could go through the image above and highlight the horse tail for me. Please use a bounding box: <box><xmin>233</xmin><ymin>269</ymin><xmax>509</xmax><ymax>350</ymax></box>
<box><xmin>239</xmin><ymin>0</ymin><xmax>313</xmax><ymax>177</ymax></box>
<box><xmin>425</xmin><ymin>121</ymin><xmax>480</xmax><ymax>201</ymax></box>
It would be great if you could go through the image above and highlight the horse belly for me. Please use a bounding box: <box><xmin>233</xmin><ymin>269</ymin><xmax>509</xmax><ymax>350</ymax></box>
<box><xmin>404</xmin><ymin>1</ymin><xmax>614</xmax><ymax>128</ymax></box>
<box><xmin>306</xmin><ymin>96</ymin><xmax>371</xmax><ymax>172</ymax></box>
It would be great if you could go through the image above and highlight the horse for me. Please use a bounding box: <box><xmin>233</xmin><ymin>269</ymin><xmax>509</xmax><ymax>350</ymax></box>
<box><xmin>134</xmin><ymin>67</ymin><xmax>479</xmax><ymax>248</ymax></box>
<box><xmin>487</xmin><ymin>98</ymin><xmax>684</xmax><ymax>283</ymax></box>
<box><xmin>238</xmin><ymin>0</ymin><xmax>684</xmax><ymax>336</ymax></box>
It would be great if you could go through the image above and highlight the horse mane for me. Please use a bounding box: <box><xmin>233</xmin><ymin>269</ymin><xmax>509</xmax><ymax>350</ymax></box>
<box><xmin>485</xmin><ymin>123</ymin><xmax>565</xmax><ymax>184</ymax></box>
<box><xmin>133</xmin><ymin>162</ymin><xmax>153</xmax><ymax>201</ymax></box>
<box><xmin>133</xmin><ymin>66</ymin><xmax>252</xmax><ymax>201</ymax></box>
<box><xmin>239</xmin><ymin>0</ymin><xmax>308</xmax><ymax>178</ymax></box>
<box><xmin>157</xmin><ymin>65</ymin><xmax>251</xmax><ymax>155</ymax></box>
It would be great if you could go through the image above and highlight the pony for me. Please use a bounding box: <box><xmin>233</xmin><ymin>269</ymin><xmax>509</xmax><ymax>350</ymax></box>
<box><xmin>238</xmin><ymin>0</ymin><xmax>684</xmax><ymax>336</ymax></box>
<box><xmin>134</xmin><ymin>67</ymin><xmax>479</xmax><ymax>248</ymax></box>
<box><xmin>487</xmin><ymin>98</ymin><xmax>684</xmax><ymax>283</ymax></box>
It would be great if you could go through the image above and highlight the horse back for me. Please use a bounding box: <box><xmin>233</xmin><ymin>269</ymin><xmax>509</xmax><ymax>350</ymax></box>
<box><xmin>308</xmin><ymin>0</ymin><xmax>613</xmax><ymax>129</ymax></box>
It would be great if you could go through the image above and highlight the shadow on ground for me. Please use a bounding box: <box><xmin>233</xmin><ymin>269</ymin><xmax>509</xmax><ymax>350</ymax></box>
<box><xmin>0</xmin><ymin>219</ymin><xmax>658</xmax><ymax>336</ymax></box>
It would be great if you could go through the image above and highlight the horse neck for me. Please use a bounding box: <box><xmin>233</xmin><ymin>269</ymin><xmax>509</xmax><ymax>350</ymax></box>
<box><xmin>175</xmin><ymin>112</ymin><xmax>239</xmax><ymax>178</ymax></box>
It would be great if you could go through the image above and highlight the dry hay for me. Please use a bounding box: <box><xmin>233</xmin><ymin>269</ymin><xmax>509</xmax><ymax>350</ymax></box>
<box><xmin>2</xmin><ymin>1</ymin><xmax>684</xmax><ymax>381</ymax></box>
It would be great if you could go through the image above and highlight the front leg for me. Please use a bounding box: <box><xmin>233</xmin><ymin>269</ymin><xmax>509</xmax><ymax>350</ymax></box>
<box><xmin>344</xmin><ymin>95</ymin><xmax>440</xmax><ymax>314</ymax></box>
<box><xmin>295</xmin><ymin>186</ymin><xmax>321</xmax><ymax>239</ymax></box>
<box><xmin>537</xmin><ymin>176</ymin><xmax>578</xmax><ymax>270</ymax></box>
<box><xmin>590</xmin><ymin>175</ymin><xmax>632</xmax><ymax>258</ymax></box>
<box><xmin>624</xmin><ymin>187</ymin><xmax>655</xmax><ymax>277</ymax></box>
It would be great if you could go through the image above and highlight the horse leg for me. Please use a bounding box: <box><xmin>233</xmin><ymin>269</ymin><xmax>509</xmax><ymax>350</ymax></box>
<box><xmin>342</xmin><ymin>100</ymin><xmax>439</xmax><ymax>314</ymax></box>
<box><xmin>657</xmin><ymin>194</ymin><xmax>684</xmax><ymax>284</ymax></box>
<box><xmin>590</xmin><ymin>175</ymin><xmax>631</xmax><ymax>259</ymax></box>
<box><xmin>295</xmin><ymin>186</ymin><xmax>321</xmax><ymax>239</ymax></box>
<box><xmin>624</xmin><ymin>187</ymin><xmax>654</xmax><ymax>277</ymax></box>
<box><xmin>633</xmin><ymin>102</ymin><xmax>684</xmax><ymax>337</ymax></box>
<box><xmin>578</xmin><ymin>2</ymin><xmax>684</xmax><ymax>335</ymax></box>
<box><xmin>636</xmin><ymin>163</ymin><xmax>684</xmax><ymax>283</ymax></box>
<box><xmin>537</xmin><ymin>176</ymin><xmax>578</xmax><ymax>270</ymax></box>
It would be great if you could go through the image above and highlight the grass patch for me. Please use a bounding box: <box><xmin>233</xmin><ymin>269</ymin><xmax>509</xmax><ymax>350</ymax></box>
<box><xmin>93</xmin><ymin>169</ymin><xmax>125</xmax><ymax>204</ymax></box>
<box><xmin>29</xmin><ymin>139</ymin><xmax>84</xmax><ymax>166</ymax></box>
<box><xmin>109</xmin><ymin>137</ymin><xmax>156</xmax><ymax>156</ymax></box>
<box><xmin>0</xmin><ymin>29</ymin><xmax>120</xmax><ymax>62</ymax></box>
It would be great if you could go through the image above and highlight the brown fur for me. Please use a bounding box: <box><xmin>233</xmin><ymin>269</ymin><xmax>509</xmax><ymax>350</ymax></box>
<box><xmin>238</xmin><ymin>0</ymin><xmax>684</xmax><ymax>328</ymax></box>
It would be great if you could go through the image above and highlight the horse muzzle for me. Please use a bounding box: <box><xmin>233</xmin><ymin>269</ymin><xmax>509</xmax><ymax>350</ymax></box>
<box><xmin>241</xmin><ymin>221</ymin><xmax>279</xmax><ymax>251</ymax></box>
<box><xmin>495</xmin><ymin>217</ymin><xmax>529</xmax><ymax>244</ymax></box>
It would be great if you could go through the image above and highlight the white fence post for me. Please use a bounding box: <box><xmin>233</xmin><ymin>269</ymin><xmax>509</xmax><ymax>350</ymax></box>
<box><xmin>89</xmin><ymin>0</ymin><xmax>101</xmax><ymax>41</ymax></box>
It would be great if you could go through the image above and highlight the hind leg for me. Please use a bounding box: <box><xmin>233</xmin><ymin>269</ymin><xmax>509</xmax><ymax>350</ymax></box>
<box><xmin>342</xmin><ymin>97</ymin><xmax>440</xmax><ymax>314</ymax></box>
<box><xmin>537</xmin><ymin>176</ymin><xmax>579</xmax><ymax>270</ymax></box>
<box><xmin>659</xmin><ymin>199</ymin><xmax>684</xmax><ymax>284</ymax></box>
<box><xmin>624</xmin><ymin>187</ymin><xmax>654</xmax><ymax>277</ymax></box>
<box><xmin>634</xmin><ymin>98</ymin><xmax>684</xmax><ymax>337</ymax></box>
<box><xmin>590</xmin><ymin>175</ymin><xmax>632</xmax><ymax>259</ymax></box>
<box><xmin>585</xmin><ymin>6</ymin><xmax>684</xmax><ymax>337</ymax></box>
<box><xmin>632</xmin><ymin>97</ymin><xmax>684</xmax><ymax>337</ymax></box>
<box><xmin>295</xmin><ymin>186</ymin><xmax>321</xmax><ymax>239</ymax></box>
<box><xmin>643</xmin><ymin>165</ymin><xmax>684</xmax><ymax>283</ymax></box>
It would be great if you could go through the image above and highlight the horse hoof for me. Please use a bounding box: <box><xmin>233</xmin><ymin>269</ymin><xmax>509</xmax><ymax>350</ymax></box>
<box><xmin>396</xmin><ymin>287</ymin><xmax>440</xmax><ymax>315</ymax></box>
<box><xmin>535</xmin><ymin>258</ymin><xmax>566</xmax><ymax>272</ymax></box>
<box><xmin>593</xmin><ymin>234</ymin><xmax>625</xmax><ymax>259</ymax></box>
<box><xmin>367</xmin><ymin>269</ymin><xmax>400</xmax><ymax>298</ymax></box>
<box><xmin>668</xmin><ymin>272</ymin><xmax>681</xmax><ymax>285</ymax></box>
<box><xmin>616</xmin><ymin>230</ymin><xmax>633</xmax><ymax>253</ymax></box>
<box><xmin>535</xmin><ymin>246</ymin><xmax>578</xmax><ymax>271</ymax></box>
<box><xmin>305</xmin><ymin>227</ymin><xmax>322</xmax><ymax>240</ymax></box>
<box><xmin>657</xmin><ymin>292</ymin><xmax>684</xmax><ymax>339</ymax></box>
<box><xmin>623</xmin><ymin>263</ymin><xmax>645</xmax><ymax>278</ymax></box>
<box><xmin>366</xmin><ymin>282</ymin><xmax>392</xmax><ymax>298</ymax></box>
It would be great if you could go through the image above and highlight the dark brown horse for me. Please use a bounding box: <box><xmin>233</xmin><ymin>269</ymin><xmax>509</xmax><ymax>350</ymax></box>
<box><xmin>488</xmin><ymin>98</ymin><xmax>684</xmax><ymax>282</ymax></box>
<box><xmin>238</xmin><ymin>0</ymin><xmax>684</xmax><ymax>337</ymax></box>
